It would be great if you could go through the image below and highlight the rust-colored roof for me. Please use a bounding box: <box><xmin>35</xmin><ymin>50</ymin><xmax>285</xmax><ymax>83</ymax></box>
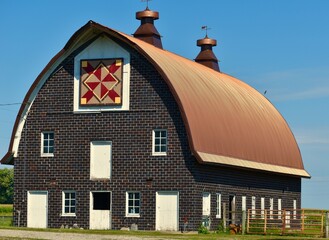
<box><xmin>1</xmin><ymin>21</ymin><xmax>310</xmax><ymax>178</ymax></box>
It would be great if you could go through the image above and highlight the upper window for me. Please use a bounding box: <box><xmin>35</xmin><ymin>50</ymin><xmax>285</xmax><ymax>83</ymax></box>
<box><xmin>41</xmin><ymin>132</ymin><xmax>54</xmax><ymax>157</ymax></box>
<box><xmin>152</xmin><ymin>129</ymin><xmax>167</xmax><ymax>156</ymax></box>
<box><xmin>62</xmin><ymin>191</ymin><xmax>76</xmax><ymax>216</ymax></box>
<box><xmin>126</xmin><ymin>192</ymin><xmax>140</xmax><ymax>217</ymax></box>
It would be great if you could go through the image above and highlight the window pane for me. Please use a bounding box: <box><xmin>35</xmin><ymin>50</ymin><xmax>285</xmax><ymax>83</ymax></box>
<box><xmin>129</xmin><ymin>200</ymin><xmax>133</xmax><ymax>206</ymax></box>
<box><xmin>161</xmin><ymin>138</ymin><xmax>166</xmax><ymax>144</ymax></box>
<box><xmin>48</xmin><ymin>147</ymin><xmax>54</xmax><ymax>153</ymax></box>
<box><xmin>49</xmin><ymin>140</ymin><xmax>54</xmax><ymax>146</ymax></box>
<box><xmin>49</xmin><ymin>133</ymin><xmax>54</xmax><ymax>139</ymax></box>
<box><xmin>161</xmin><ymin>131</ymin><xmax>167</xmax><ymax>137</ymax></box>
<box><xmin>161</xmin><ymin>146</ymin><xmax>167</xmax><ymax>152</ymax></box>
<box><xmin>135</xmin><ymin>200</ymin><xmax>140</xmax><ymax>206</ymax></box>
<box><xmin>135</xmin><ymin>193</ymin><xmax>140</xmax><ymax>199</ymax></box>
<box><xmin>155</xmin><ymin>146</ymin><xmax>160</xmax><ymax>152</ymax></box>
<box><xmin>155</xmin><ymin>139</ymin><xmax>160</xmax><ymax>145</ymax></box>
<box><xmin>71</xmin><ymin>200</ymin><xmax>76</xmax><ymax>206</ymax></box>
<box><xmin>155</xmin><ymin>131</ymin><xmax>160</xmax><ymax>137</ymax></box>
<box><xmin>135</xmin><ymin>207</ymin><xmax>140</xmax><ymax>214</ymax></box>
<box><xmin>65</xmin><ymin>207</ymin><xmax>69</xmax><ymax>213</ymax></box>
<box><xmin>71</xmin><ymin>207</ymin><xmax>76</xmax><ymax>213</ymax></box>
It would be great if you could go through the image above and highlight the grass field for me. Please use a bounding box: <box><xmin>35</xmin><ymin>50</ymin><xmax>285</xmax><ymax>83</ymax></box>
<box><xmin>0</xmin><ymin>204</ymin><xmax>13</xmax><ymax>227</ymax></box>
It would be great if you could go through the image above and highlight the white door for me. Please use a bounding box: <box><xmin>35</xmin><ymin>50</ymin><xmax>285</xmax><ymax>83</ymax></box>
<box><xmin>27</xmin><ymin>191</ymin><xmax>48</xmax><ymax>228</ymax></box>
<box><xmin>90</xmin><ymin>191</ymin><xmax>111</xmax><ymax>229</ymax></box>
<box><xmin>156</xmin><ymin>191</ymin><xmax>179</xmax><ymax>231</ymax></box>
<box><xmin>90</xmin><ymin>141</ymin><xmax>112</xmax><ymax>179</ymax></box>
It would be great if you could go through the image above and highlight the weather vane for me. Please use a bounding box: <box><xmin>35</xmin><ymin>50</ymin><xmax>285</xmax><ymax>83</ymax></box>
<box><xmin>141</xmin><ymin>0</ymin><xmax>152</xmax><ymax>8</ymax></box>
<box><xmin>201</xmin><ymin>26</ymin><xmax>211</xmax><ymax>37</ymax></box>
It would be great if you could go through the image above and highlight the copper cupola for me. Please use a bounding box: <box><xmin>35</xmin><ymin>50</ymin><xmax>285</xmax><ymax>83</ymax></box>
<box><xmin>195</xmin><ymin>36</ymin><xmax>220</xmax><ymax>71</ymax></box>
<box><xmin>133</xmin><ymin>7</ymin><xmax>163</xmax><ymax>49</ymax></box>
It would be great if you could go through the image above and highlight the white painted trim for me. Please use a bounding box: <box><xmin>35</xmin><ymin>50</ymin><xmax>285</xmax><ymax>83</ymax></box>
<box><xmin>73</xmin><ymin>35</ymin><xmax>130</xmax><ymax>112</ymax></box>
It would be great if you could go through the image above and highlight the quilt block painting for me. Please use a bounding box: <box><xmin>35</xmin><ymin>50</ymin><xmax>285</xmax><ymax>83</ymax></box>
<box><xmin>80</xmin><ymin>59</ymin><xmax>123</xmax><ymax>106</ymax></box>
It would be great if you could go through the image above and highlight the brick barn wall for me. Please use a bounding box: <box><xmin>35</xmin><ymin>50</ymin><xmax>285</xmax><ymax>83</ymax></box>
<box><xmin>13</xmin><ymin>37</ymin><xmax>301</xmax><ymax>230</ymax></box>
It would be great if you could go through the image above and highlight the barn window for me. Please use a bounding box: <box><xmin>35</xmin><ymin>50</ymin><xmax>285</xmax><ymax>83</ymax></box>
<box><xmin>152</xmin><ymin>129</ymin><xmax>167</xmax><ymax>155</ymax></box>
<box><xmin>293</xmin><ymin>199</ymin><xmax>297</xmax><ymax>219</ymax></box>
<box><xmin>216</xmin><ymin>193</ymin><xmax>221</xmax><ymax>218</ymax></box>
<box><xmin>251</xmin><ymin>196</ymin><xmax>256</xmax><ymax>217</ymax></box>
<box><xmin>269</xmin><ymin>198</ymin><xmax>274</xmax><ymax>219</ymax></box>
<box><xmin>126</xmin><ymin>192</ymin><xmax>140</xmax><ymax>217</ymax></box>
<box><xmin>62</xmin><ymin>191</ymin><xmax>76</xmax><ymax>216</ymax></box>
<box><xmin>93</xmin><ymin>192</ymin><xmax>111</xmax><ymax>210</ymax></box>
<box><xmin>41</xmin><ymin>132</ymin><xmax>54</xmax><ymax>157</ymax></box>
<box><xmin>242</xmin><ymin>196</ymin><xmax>246</xmax><ymax>212</ymax></box>
<box><xmin>261</xmin><ymin>197</ymin><xmax>265</xmax><ymax>219</ymax></box>
<box><xmin>278</xmin><ymin>198</ymin><xmax>282</xmax><ymax>219</ymax></box>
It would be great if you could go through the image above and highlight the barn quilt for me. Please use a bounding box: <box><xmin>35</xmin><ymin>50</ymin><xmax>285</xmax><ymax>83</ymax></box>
<box><xmin>80</xmin><ymin>59</ymin><xmax>123</xmax><ymax>106</ymax></box>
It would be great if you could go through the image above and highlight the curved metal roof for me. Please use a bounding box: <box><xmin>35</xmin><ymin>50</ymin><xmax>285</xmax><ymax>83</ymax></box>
<box><xmin>1</xmin><ymin>21</ymin><xmax>310</xmax><ymax>177</ymax></box>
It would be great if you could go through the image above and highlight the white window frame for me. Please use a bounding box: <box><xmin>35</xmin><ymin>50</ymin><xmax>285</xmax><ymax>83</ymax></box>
<box><xmin>152</xmin><ymin>129</ymin><xmax>167</xmax><ymax>156</ymax></box>
<box><xmin>251</xmin><ymin>196</ymin><xmax>256</xmax><ymax>218</ymax></box>
<box><xmin>293</xmin><ymin>199</ymin><xmax>297</xmax><ymax>219</ymax></box>
<box><xmin>126</xmin><ymin>192</ymin><xmax>141</xmax><ymax>217</ymax></box>
<box><xmin>261</xmin><ymin>197</ymin><xmax>265</xmax><ymax>219</ymax></box>
<box><xmin>269</xmin><ymin>198</ymin><xmax>274</xmax><ymax>219</ymax></box>
<box><xmin>216</xmin><ymin>193</ymin><xmax>221</xmax><ymax>218</ymax></box>
<box><xmin>41</xmin><ymin>132</ymin><xmax>54</xmax><ymax>157</ymax></box>
<box><xmin>62</xmin><ymin>191</ymin><xmax>76</xmax><ymax>216</ymax></box>
<box><xmin>242</xmin><ymin>196</ymin><xmax>246</xmax><ymax>212</ymax></box>
<box><xmin>278</xmin><ymin>198</ymin><xmax>282</xmax><ymax>219</ymax></box>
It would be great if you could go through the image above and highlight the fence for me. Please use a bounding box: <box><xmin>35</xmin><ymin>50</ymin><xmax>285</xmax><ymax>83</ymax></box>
<box><xmin>247</xmin><ymin>208</ymin><xmax>327</xmax><ymax>237</ymax></box>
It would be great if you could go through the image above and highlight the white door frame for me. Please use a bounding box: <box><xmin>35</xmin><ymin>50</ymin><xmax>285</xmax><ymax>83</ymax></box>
<box><xmin>156</xmin><ymin>191</ymin><xmax>179</xmax><ymax>231</ymax></box>
<box><xmin>27</xmin><ymin>191</ymin><xmax>48</xmax><ymax>228</ymax></box>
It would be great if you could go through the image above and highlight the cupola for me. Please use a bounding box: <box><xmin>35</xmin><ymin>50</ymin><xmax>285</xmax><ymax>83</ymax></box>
<box><xmin>195</xmin><ymin>35</ymin><xmax>220</xmax><ymax>71</ymax></box>
<box><xmin>133</xmin><ymin>7</ymin><xmax>163</xmax><ymax>49</ymax></box>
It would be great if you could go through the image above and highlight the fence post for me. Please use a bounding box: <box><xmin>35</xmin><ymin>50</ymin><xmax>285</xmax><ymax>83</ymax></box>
<box><xmin>242</xmin><ymin>210</ymin><xmax>246</xmax><ymax>235</ymax></box>
<box><xmin>264</xmin><ymin>209</ymin><xmax>267</xmax><ymax>234</ymax></box>
<box><xmin>326</xmin><ymin>212</ymin><xmax>329</xmax><ymax>238</ymax></box>
<box><xmin>282</xmin><ymin>209</ymin><xmax>286</xmax><ymax>235</ymax></box>
<box><xmin>222</xmin><ymin>202</ymin><xmax>226</xmax><ymax>232</ymax></box>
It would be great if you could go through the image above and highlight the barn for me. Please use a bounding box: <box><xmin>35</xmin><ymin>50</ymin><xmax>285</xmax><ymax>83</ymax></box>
<box><xmin>1</xmin><ymin>6</ymin><xmax>309</xmax><ymax>231</ymax></box>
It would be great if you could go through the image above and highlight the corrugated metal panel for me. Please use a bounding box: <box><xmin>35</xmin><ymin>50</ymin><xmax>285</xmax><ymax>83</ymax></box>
<box><xmin>121</xmin><ymin>33</ymin><xmax>309</xmax><ymax>177</ymax></box>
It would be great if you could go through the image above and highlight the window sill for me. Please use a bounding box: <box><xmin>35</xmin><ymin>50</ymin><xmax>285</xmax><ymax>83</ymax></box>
<box><xmin>152</xmin><ymin>152</ymin><xmax>167</xmax><ymax>156</ymax></box>
<box><xmin>61</xmin><ymin>214</ymin><xmax>76</xmax><ymax>217</ymax></box>
<box><xmin>41</xmin><ymin>154</ymin><xmax>54</xmax><ymax>157</ymax></box>
<box><xmin>125</xmin><ymin>214</ymin><xmax>140</xmax><ymax>218</ymax></box>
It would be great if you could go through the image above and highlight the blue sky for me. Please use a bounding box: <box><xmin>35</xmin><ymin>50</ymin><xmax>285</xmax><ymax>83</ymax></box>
<box><xmin>0</xmin><ymin>0</ymin><xmax>328</xmax><ymax>209</ymax></box>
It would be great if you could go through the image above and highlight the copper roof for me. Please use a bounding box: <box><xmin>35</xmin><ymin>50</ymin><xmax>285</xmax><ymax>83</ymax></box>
<box><xmin>1</xmin><ymin>21</ymin><xmax>310</xmax><ymax>178</ymax></box>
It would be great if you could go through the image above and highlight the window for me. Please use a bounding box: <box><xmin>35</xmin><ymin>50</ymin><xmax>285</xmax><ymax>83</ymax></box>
<box><xmin>269</xmin><ymin>198</ymin><xmax>274</xmax><ymax>219</ymax></box>
<box><xmin>202</xmin><ymin>193</ymin><xmax>211</xmax><ymax>216</ymax></box>
<box><xmin>216</xmin><ymin>193</ymin><xmax>221</xmax><ymax>218</ymax></box>
<box><xmin>251</xmin><ymin>196</ymin><xmax>256</xmax><ymax>217</ymax></box>
<box><xmin>242</xmin><ymin>196</ymin><xmax>246</xmax><ymax>212</ymax></box>
<box><xmin>93</xmin><ymin>192</ymin><xmax>111</xmax><ymax>210</ymax></box>
<box><xmin>293</xmin><ymin>199</ymin><xmax>297</xmax><ymax>219</ymax></box>
<box><xmin>126</xmin><ymin>192</ymin><xmax>140</xmax><ymax>217</ymax></box>
<box><xmin>261</xmin><ymin>197</ymin><xmax>265</xmax><ymax>219</ymax></box>
<box><xmin>62</xmin><ymin>191</ymin><xmax>76</xmax><ymax>216</ymax></box>
<box><xmin>41</xmin><ymin>132</ymin><xmax>54</xmax><ymax>156</ymax></box>
<box><xmin>278</xmin><ymin>198</ymin><xmax>282</xmax><ymax>219</ymax></box>
<box><xmin>152</xmin><ymin>129</ymin><xmax>167</xmax><ymax>155</ymax></box>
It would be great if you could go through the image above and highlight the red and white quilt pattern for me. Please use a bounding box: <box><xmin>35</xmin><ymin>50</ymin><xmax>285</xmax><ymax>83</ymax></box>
<box><xmin>80</xmin><ymin>59</ymin><xmax>123</xmax><ymax>106</ymax></box>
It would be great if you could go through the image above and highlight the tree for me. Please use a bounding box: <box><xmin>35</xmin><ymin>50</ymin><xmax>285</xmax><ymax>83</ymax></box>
<box><xmin>0</xmin><ymin>168</ymin><xmax>14</xmax><ymax>204</ymax></box>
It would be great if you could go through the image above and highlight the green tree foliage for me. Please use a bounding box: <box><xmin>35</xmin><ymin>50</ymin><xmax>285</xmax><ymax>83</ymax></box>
<box><xmin>0</xmin><ymin>168</ymin><xmax>14</xmax><ymax>204</ymax></box>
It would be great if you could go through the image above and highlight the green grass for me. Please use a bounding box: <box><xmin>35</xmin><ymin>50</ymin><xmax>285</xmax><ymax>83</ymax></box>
<box><xmin>0</xmin><ymin>204</ymin><xmax>13</xmax><ymax>226</ymax></box>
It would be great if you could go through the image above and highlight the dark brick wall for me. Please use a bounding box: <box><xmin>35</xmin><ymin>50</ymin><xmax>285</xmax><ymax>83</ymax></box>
<box><xmin>13</xmin><ymin>36</ymin><xmax>301</xmax><ymax>230</ymax></box>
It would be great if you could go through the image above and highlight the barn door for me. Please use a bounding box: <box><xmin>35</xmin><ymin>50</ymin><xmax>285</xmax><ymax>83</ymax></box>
<box><xmin>156</xmin><ymin>191</ymin><xmax>179</xmax><ymax>231</ymax></box>
<box><xmin>90</xmin><ymin>191</ymin><xmax>111</xmax><ymax>229</ymax></box>
<box><xmin>27</xmin><ymin>191</ymin><xmax>48</xmax><ymax>228</ymax></box>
